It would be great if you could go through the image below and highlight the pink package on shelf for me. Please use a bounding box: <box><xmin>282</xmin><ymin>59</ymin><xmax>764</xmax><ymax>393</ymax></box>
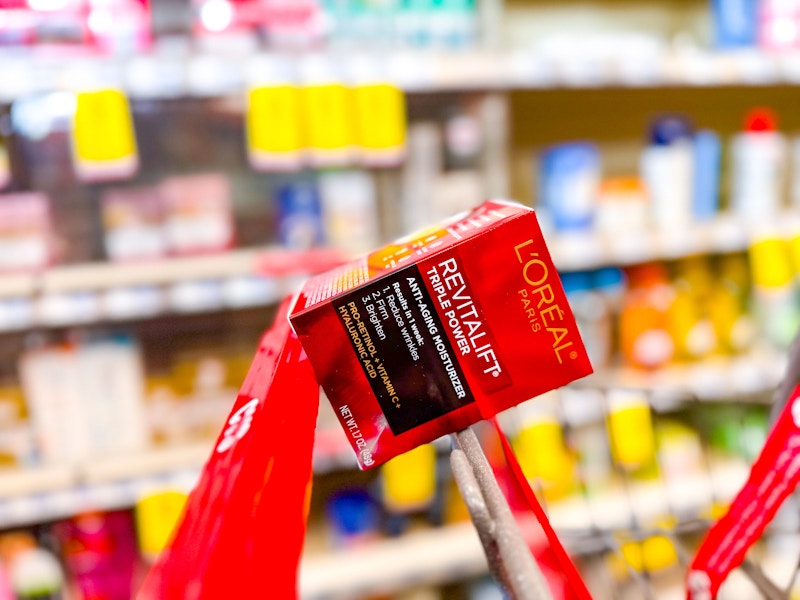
<box><xmin>0</xmin><ymin>191</ymin><xmax>54</xmax><ymax>273</ymax></box>
<box><xmin>159</xmin><ymin>173</ymin><xmax>236</xmax><ymax>256</ymax></box>
<box><xmin>100</xmin><ymin>185</ymin><xmax>166</xmax><ymax>262</ymax></box>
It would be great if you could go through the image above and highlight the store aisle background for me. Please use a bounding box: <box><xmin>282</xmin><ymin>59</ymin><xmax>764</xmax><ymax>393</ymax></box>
<box><xmin>0</xmin><ymin>0</ymin><xmax>800</xmax><ymax>598</ymax></box>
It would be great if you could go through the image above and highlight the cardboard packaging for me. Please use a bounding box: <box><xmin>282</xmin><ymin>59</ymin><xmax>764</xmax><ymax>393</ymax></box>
<box><xmin>290</xmin><ymin>200</ymin><xmax>593</xmax><ymax>468</ymax></box>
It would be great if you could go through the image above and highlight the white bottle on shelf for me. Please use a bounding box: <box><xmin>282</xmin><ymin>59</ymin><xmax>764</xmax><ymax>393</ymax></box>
<box><xmin>730</xmin><ymin>107</ymin><xmax>787</xmax><ymax>221</ymax></box>
<box><xmin>640</xmin><ymin>115</ymin><xmax>694</xmax><ymax>228</ymax></box>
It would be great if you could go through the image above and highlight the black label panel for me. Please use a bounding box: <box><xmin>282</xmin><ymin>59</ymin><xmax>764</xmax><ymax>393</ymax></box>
<box><xmin>334</xmin><ymin>264</ymin><xmax>475</xmax><ymax>435</ymax></box>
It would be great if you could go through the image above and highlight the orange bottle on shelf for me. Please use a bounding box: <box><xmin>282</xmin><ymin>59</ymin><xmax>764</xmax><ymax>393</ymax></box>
<box><xmin>619</xmin><ymin>263</ymin><xmax>676</xmax><ymax>370</ymax></box>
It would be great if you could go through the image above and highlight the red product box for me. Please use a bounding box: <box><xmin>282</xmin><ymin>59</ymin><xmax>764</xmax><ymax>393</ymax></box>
<box><xmin>290</xmin><ymin>200</ymin><xmax>593</xmax><ymax>469</ymax></box>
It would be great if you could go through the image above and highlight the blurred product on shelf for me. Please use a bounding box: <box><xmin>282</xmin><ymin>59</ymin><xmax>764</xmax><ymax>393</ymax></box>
<box><xmin>134</xmin><ymin>490</ymin><xmax>189</xmax><ymax>564</ymax></box>
<box><xmin>791</xmin><ymin>136</ymin><xmax>800</xmax><ymax>208</ymax></box>
<box><xmin>560</xmin><ymin>271</ymin><xmax>612</xmax><ymax>369</ymax></box>
<box><xmin>0</xmin><ymin>0</ymin><xmax>150</xmax><ymax>54</ymax></box>
<box><xmin>606</xmin><ymin>389</ymin><xmax>657</xmax><ymax>477</ymax></box>
<box><xmin>245</xmin><ymin>55</ymin><xmax>305</xmax><ymax>172</ymax></box>
<box><xmin>619</xmin><ymin>263</ymin><xmax>675</xmax><ymax>370</ymax></box>
<box><xmin>317</xmin><ymin>169</ymin><xmax>380</xmax><ymax>256</ymax></box>
<box><xmin>554</xmin><ymin>251</ymin><xmax>770</xmax><ymax>374</ymax></box>
<box><xmin>655</xmin><ymin>418</ymin><xmax>705</xmax><ymax>486</ymax></box>
<box><xmin>401</xmin><ymin>122</ymin><xmax>442</xmax><ymax>233</ymax></box>
<box><xmin>52</xmin><ymin>510</ymin><xmax>140</xmax><ymax>600</ymax></box>
<box><xmin>381</xmin><ymin>443</ymin><xmax>437</xmax><ymax>516</ymax></box>
<box><xmin>530</xmin><ymin>103</ymin><xmax>800</xmax><ymax>244</ymax></box>
<box><xmin>730</xmin><ymin>107</ymin><xmax>787</xmax><ymax>220</ymax></box>
<box><xmin>0</xmin><ymin>384</ymin><xmax>34</xmax><ymax>468</ymax></box>
<box><xmin>691</xmin><ymin>129</ymin><xmax>721</xmax><ymax>221</ymax></box>
<box><xmin>560</xmin><ymin>388</ymin><xmax>612</xmax><ymax>495</ymax></box>
<box><xmin>193</xmin><ymin>0</ymin><xmax>323</xmax><ymax>50</ymax></box>
<box><xmin>708</xmin><ymin>252</ymin><xmax>755</xmax><ymax>355</ymax></box>
<box><xmin>0</xmin><ymin>562</ymin><xmax>11</xmax><ymax>600</ymax></box>
<box><xmin>246</xmin><ymin>54</ymin><xmax>407</xmax><ymax>172</ymax></box>
<box><xmin>399</xmin><ymin>98</ymin><xmax>489</xmax><ymax>233</ymax></box>
<box><xmin>667</xmin><ymin>256</ymin><xmax>718</xmax><ymax>362</ymax></box>
<box><xmin>0</xmin><ymin>192</ymin><xmax>54</xmax><ymax>273</ymax></box>
<box><xmin>443</xmin><ymin>109</ymin><xmax>482</xmax><ymax>172</ymax></box>
<box><xmin>640</xmin><ymin>114</ymin><xmax>695</xmax><ymax>228</ymax></box>
<box><xmin>146</xmin><ymin>345</ymin><xmax>248</xmax><ymax>446</ymax></box>
<box><xmin>159</xmin><ymin>172</ymin><xmax>236</xmax><ymax>256</ymax></box>
<box><xmin>325</xmin><ymin>487</ymin><xmax>381</xmax><ymax>548</ymax></box>
<box><xmin>707</xmin><ymin>404</ymin><xmax>768</xmax><ymax>462</ymax></box>
<box><xmin>759</xmin><ymin>0</ymin><xmax>800</xmax><ymax>50</ymax></box>
<box><xmin>0</xmin><ymin>141</ymin><xmax>10</xmax><ymax>191</ymax></box>
<box><xmin>275</xmin><ymin>178</ymin><xmax>325</xmax><ymax>250</ymax></box>
<box><xmin>300</xmin><ymin>55</ymin><xmax>359</xmax><ymax>168</ymax></box>
<box><xmin>748</xmin><ymin>232</ymin><xmax>800</xmax><ymax>348</ymax></box>
<box><xmin>18</xmin><ymin>335</ymin><xmax>149</xmax><ymax>465</ymax></box>
<box><xmin>429</xmin><ymin>170</ymin><xmax>485</xmax><ymax>228</ymax></box>
<box><xmin>380</xmin><ymin>442</ymin><xmax>441</xmax><ymax>536</ymax></box>
<box><xmin>711</xmin><ymin>0</ymin><xmax>759</xmax><ymax>48</ymax></box>
<box><xmin>0</xmin><ymin>531</ymin><xmax>64</xmax><ymax>600</ymax></box>
<box><xmin>351</xmin><ymin>62</ymin><xmax>408</xmax><ymax>168</ymax></box>
<box><xmin>468</xmin><ymin>577</ymin><xmax>504</xmax><ymax>600</ymax></box>
<box><xmin>71</xmin><ymin>89</ymin><xmax>139</xmax><ymax>183</ymax></box>
<box><xmin>100</xmin><ymin>186</ymin><xmax>166</xmax><ymax>263</ymax></box>
<box><xmin>512</xmin><ymin>392</ymin><xmax>576</xmax><ymax>502</ymax></box>
<box><xmin>191</xmin><ymin>0</ymin><xmax>480</xmax><ymax>51</ymax></box>
<box><xmin>539</xmin><ymin>141</ymin><xmax>600</xmax><ymax>233</ymax></box>
<box><xmin>594</xmin><ymin>177</ymin><xmax>648</xmax><ymax>234</ymax></box>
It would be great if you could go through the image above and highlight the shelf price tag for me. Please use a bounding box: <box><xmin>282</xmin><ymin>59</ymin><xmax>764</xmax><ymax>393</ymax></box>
<box><xmin>246</xmin><ymin>85</ymin><xmax>304</xmax><ymax>172</ymax></box>
<box><xmin>353</xmin><ymin>83</ymin><xmax>406</xmax><ymax>167</ymax></box>
<box><xmin>302</xmin><ymin>82</ymin><xmax>355</xmax><ymax>167</ymax></box>
<box><xmin>71</xmin><ymin>88</ymin><xmax>139</xmax><ymax>182</ymax></box>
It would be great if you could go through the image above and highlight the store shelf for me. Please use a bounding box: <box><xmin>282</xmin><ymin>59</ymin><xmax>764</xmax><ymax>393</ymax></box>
<box><xmin>577</xmin><ymin>349</ymin><xmax>787</xmax><ymax>404</ymax></box>
<box><xmin>0</xmin><ymin>431</ymin><xmax>360</xmax><ymax>530</ymax></box>
<box><xmin>0</xmin><ymin>209</ymin><xmax>794</xmax><ymax>331</ymax></box>
<box><xmin>2</xmin><ymin>47</ymin><xmax>800</xmax><ymax>102</ymax></box>
<box><xmin>548</xmin><ymin>460</ymin><xmax>750</xmax><ymax>533</ymax></box>
<box><xmin>0</xmin><ymin>246</ymin><xmax>344</xmax><ymax>331</ymax></box>
<box><xmin>299</xmin><ymin>521</ymin><xmax>488</xmax><ymax>600</ymax></box>
<box><xmin>0</xmin><ymin>442</ymin><xmax>209</xmax><ymax>530</ymax></box>
<box><xmin>299</xmin><ymin>458</ymin><xmax>750</xmax><ymax>600</ymax></box>
<box><xmin>547</xmin><ymin>210</ymin><xmax>799</xmax><ymax>272</ymax></box>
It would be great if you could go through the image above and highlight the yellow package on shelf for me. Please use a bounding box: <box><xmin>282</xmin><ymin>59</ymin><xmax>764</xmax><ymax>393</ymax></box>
<box><xmin>607</xmin><ymin>390</ymin><xmax>656</xmax><ymax>475</ymax></box>
<box><xmin>246</xmin><ymin>85</ymin><xmax>304</xmax><ymax>172</ymax></box>
<box><xmin>749</xmin><ymin>234</ymin><xmax>800</xmax><ymax>349</ymax></box>
<box><xmin>381</xmin><ymin>443</ymin><xmax>437</xmax><ymax>514</ymax></box>
<box><xmin>512</xmin><ymin>405</ymin><xmax>575</xmax><ymax>502</ymax></box>
<box><xmin>135</xmin><ymin>490</ymin><xmax>189</xmax><ymax>562</ymax></box>
<box><xmin>71</xmin><ymin>88</ymin><xmax>138</xmax><ymax>182</ymax></box>
<box><xmin>353</xmin><ymin>83</ymin><xmax>407</xmax><ymax>167</ymax></box>
<box><xmin>303</xmin><ymin>82</ymin><xmax>355</xmax><ymax>167</ymax></box>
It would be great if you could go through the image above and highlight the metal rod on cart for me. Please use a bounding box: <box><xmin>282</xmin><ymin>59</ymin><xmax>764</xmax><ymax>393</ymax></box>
<box><xmin>770</xmin><ymin>332</ymin><xmax>800</xmax><ymax>425</ymax></box>
<box><xmin>450</xmin><ymin>427</ymin><xmax>553</xmax><ymax>600</ymax></box>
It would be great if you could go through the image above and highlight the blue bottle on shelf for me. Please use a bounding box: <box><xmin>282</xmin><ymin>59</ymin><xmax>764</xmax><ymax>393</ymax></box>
<box><xmin>539</xmin><ymin>142</ymin><xmax>600</xmax><ymax>232</ymax></box>
<box><xmin>711</xmin><ymin>0</ymin><xmax>759</xmax><ymax>49</ymax></box>
<box><xmin>692</xmin><ymin>129</ymin><xmax>722</xmax><ymax>221</ymax></box>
